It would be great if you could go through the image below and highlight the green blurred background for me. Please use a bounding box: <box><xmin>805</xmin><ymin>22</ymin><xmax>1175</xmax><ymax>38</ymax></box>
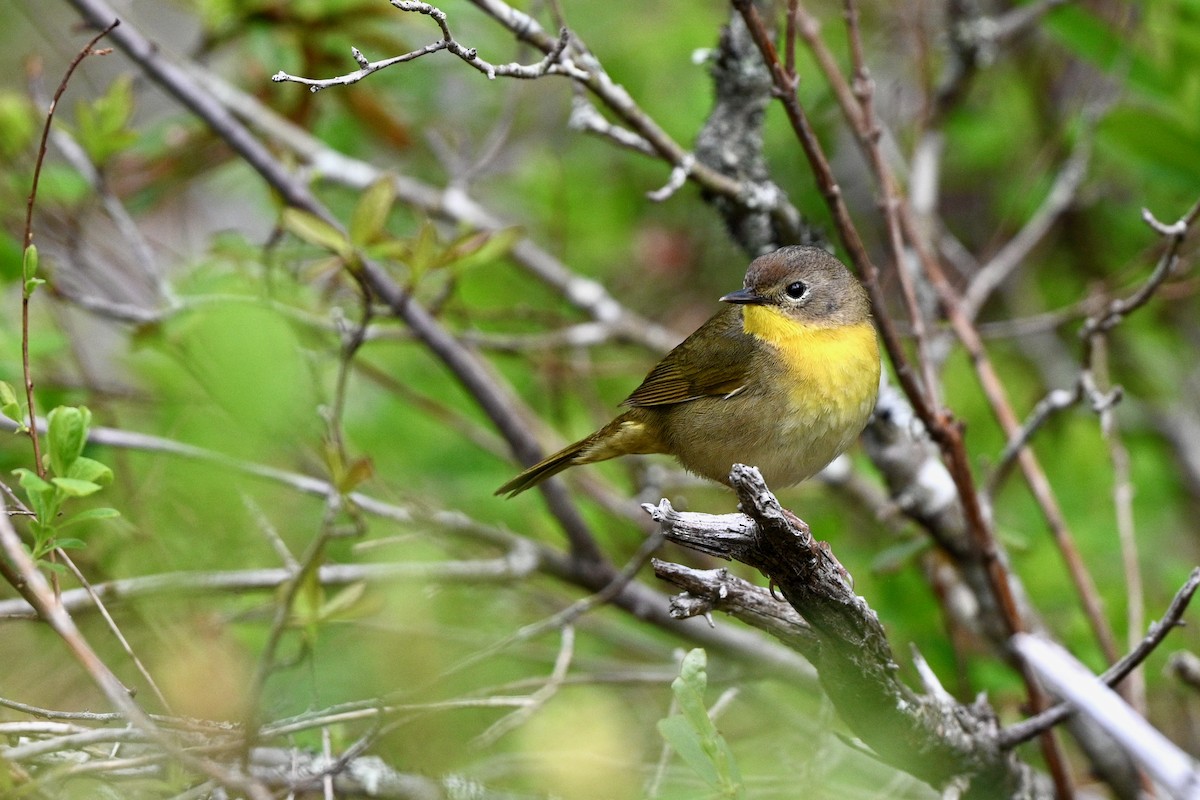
<box><xmin>1</xmin><ymin>1</ymin><xmax>1199</xmax><ymax>797</ymax></box>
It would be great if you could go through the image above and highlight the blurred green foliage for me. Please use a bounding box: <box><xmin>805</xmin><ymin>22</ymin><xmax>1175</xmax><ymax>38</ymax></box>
<box><xmin>0</xmin><ymin>0</ymin><xmax>1198</xmax><ymax>797</ymax></box>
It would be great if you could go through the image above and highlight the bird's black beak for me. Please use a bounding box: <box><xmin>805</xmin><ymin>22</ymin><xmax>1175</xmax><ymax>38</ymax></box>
<box><xmin>720</xmin><ymin>288</ymin><xmax>766</xmax><ymax>305</ymax></box>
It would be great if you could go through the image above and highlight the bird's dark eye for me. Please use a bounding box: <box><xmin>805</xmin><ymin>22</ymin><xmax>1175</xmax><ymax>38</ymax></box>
<box><xmin>785</xmin><ymin>281</ymin><xmax>808</xmax><ymax>299</ymax></box>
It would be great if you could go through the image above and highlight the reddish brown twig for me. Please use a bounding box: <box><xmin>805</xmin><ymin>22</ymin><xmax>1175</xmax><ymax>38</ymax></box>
<box><xmin>21</xmin><ymin>21</ymin><xmax>118</xmax><ymax>483</ymax></box>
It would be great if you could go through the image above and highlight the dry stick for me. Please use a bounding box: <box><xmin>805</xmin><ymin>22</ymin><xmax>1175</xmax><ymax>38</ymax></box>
<box><xmin>732</xmin><ymin>2</ymin><xmax>1074</xmax><ymax>793</ymax></box>
<box><xmin>56</xmin><ymin>552</ymin><xmax>173</xmax><ymax>713</ymax></box>
<box><xmin>1094</xmin><ymin>338</ymin><xmax>1145</xmax><ymax>713</ymax></box>
<box><xmin>271</xmin><ymin>5</ymin><xmax>582</xmax><ymax>89</ymax></box>
<box><xmin>1015</xmin><ymin>635</ymin><xmax>1200</xmax><ymax>800</ymax></box>
<box><xmin>962</xmin><ymin>134</ymin><xmax>1095</xmax><ymax>319</ymax></box>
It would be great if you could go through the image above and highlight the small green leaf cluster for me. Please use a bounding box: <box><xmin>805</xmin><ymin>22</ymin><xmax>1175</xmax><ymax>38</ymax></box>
<box><xmin>8</xmin><ymin>405</ymin><xmax>119</xmax><ymax>566</ymax></box>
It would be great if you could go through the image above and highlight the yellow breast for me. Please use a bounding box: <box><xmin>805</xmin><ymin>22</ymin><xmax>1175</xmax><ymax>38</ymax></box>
<box><xmin>741</xmin><ymin>304</ymin><xmax>880</xmax><ymax>424</ymax></box>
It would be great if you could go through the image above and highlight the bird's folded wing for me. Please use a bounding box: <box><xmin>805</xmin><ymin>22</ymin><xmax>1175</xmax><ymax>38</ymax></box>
<box><xmin>622</xmin><ymin>311</ymin><xmax>752</xmax><ymax>407</ymax></box>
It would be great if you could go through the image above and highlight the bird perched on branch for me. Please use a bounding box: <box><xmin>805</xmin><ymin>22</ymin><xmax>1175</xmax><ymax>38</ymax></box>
<box><xmin>497</xmin><ymin>245</ymin><xmax>881</xmax><ymax>497</ymax></box>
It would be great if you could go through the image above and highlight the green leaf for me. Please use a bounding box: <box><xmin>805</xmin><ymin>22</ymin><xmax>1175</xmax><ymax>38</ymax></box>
<box><xmin>659</xmin><ymin>649</ymin><xmax>743</xmax><ymax>797</ymax></box>
<box><xmin>22</xmin><ymin>244</ymin><xmax>42</xmax><ymax>297</ymax></box>
<box><xmin>22</xmin><ymin>244</ymin><xmax>37</xmax><ymax>282</ymax></box>
<box><xmin>53</xmin><ymin>537</ymin><xmax>87</xmax><ymax>550</ymax></box>
<box><xmin>67</xmin><ymin>456</ymin><xmax>114</xmax><ymax>485</ymax></box>
<box><xmin>13</xmin><ymin>467</ymin><xmax>55</xmax><ymax>520</ymax></box>
<box><xmin>71</xmin><ymin>75</ymin><xmax>138</xmax><ymax>165</ymax></box>
<box><xmin>0</xmin><ymin>380</ymin><xmax>21</xmax><ymax>424</ymax></box>
<box><xmin>673</xmin><ymin>648</ymin><xmax>712</xmax><ymax>732</ymax></box>
<box><xmin>348</xmin><ymin>176</ymin><xmax>396</xmax><ymax>247</ymax></box>
<box><xmin>658</xmin><ymin>714</ymin><xmax>720</xmax><ymax>787</ymax></box>
<box><xmin>58</xmin><ymin>507</ymin><xmax>120</xmax><ymax>529</ymax></box>
<box><xmin>282</xmin><ymin>208</ymin><xmax>352</xmax><ymax>260</ymax></box>
<box><xmin>47</xmin><ymin>406</ymin><xmax>91</xmax><ymax>477</ymax></box>
<box><xmin>51</xmin><ymin>477</ymin><xmax>102</xmax><ymax>497</ymax></box>
<box><xmin>13</xmin><ymin>468</ymin><xmax>52</xmax><ymax>493</ymax></box>
<box><xmin>408</xmin><ymin>219</ymin><xmax>439</xmax><ymax>279</ymax></box>
<box><xmin>443</xmin><ymin>226</ymin><xmax>522</xmax><ymax>271</ymax></box>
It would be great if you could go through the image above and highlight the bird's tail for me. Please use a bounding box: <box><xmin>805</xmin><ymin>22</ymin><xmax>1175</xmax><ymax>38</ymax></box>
<box><xmin>495</xmin><ymin>414</ymin><xmax>660</xmax><ymax>498</ymax></box>
<box><xmin>494</xmin><ymin>437</ymin><xmax>593</xmax><ymax>498</ymax></box>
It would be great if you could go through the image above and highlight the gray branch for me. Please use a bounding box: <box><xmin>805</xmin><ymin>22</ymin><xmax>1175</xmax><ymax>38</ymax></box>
<box><xmin>645</xmin><ymin>464</ymin><xmax>1043</xmax><ymax>799</ymax></box>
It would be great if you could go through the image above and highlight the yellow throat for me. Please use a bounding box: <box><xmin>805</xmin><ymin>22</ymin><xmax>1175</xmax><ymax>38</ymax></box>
<box><xmin>741</xmin><ymin>304</ymin><xmax>880</xmax><ymax>414</ymax></box>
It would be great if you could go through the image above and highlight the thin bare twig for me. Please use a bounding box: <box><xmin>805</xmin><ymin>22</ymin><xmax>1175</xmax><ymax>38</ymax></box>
<box><xmin>474</xmin><ymin>625</ymin><xmax>575</xmax><ymax>746</ymax></box>
<box><xmin>962</xmin><ymin>132</ymin><xmax>1095</xmax><ymax>318</ymax></box>
<box><xmin>1001</xmin><ymin>568</ymin><xmax>1200</xmax><ymax>748</ymax></box>
<box><xmin>56</xmin><ymin>551</ymin><xmax>173</xmax><ymax>713</ymax></box>
<box><xmin>272</xmin><ymin>3</ymin><xmax>582</xmax><ymax>89</ymax></box>
<box><xmin>463</xmin><ymin>0</ymin><xmax>804</xmax><ymax>240</ymax></box>
<box><xmin>0</xmin><ymin>549</ymin><xmax>542</xmax><ymax>621</ymax></box>
<box><xmin>1013</xmin><ymin>633</ymin><xmax>1200</xmax><ymax>799</ymax></box>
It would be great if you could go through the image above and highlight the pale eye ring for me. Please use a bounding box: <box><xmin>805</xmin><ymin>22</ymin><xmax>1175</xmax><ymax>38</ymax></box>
<box><xmin>785</xmin><ymin>281</ymin><xmax>808</xmax><ymax>300</ymax></box>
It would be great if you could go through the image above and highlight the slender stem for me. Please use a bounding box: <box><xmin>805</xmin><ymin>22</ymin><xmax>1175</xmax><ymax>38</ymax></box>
<box><xmin>21</xmin><ymin>21</ymin><xmax>118</xmax><ymax>482</ymax></box>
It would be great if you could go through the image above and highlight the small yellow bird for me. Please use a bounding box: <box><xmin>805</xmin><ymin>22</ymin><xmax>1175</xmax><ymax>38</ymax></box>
<box><xmin>497</xmin><ymin>245</ymin><xmax>881</xmax><ymax>497</ymax></box>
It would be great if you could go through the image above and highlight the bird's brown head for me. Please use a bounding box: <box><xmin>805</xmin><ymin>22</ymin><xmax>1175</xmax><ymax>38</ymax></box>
<box><xmin>720</xmin><ymin>245</ymin><xmax>872</xmax><ymax>327</ymax></box>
